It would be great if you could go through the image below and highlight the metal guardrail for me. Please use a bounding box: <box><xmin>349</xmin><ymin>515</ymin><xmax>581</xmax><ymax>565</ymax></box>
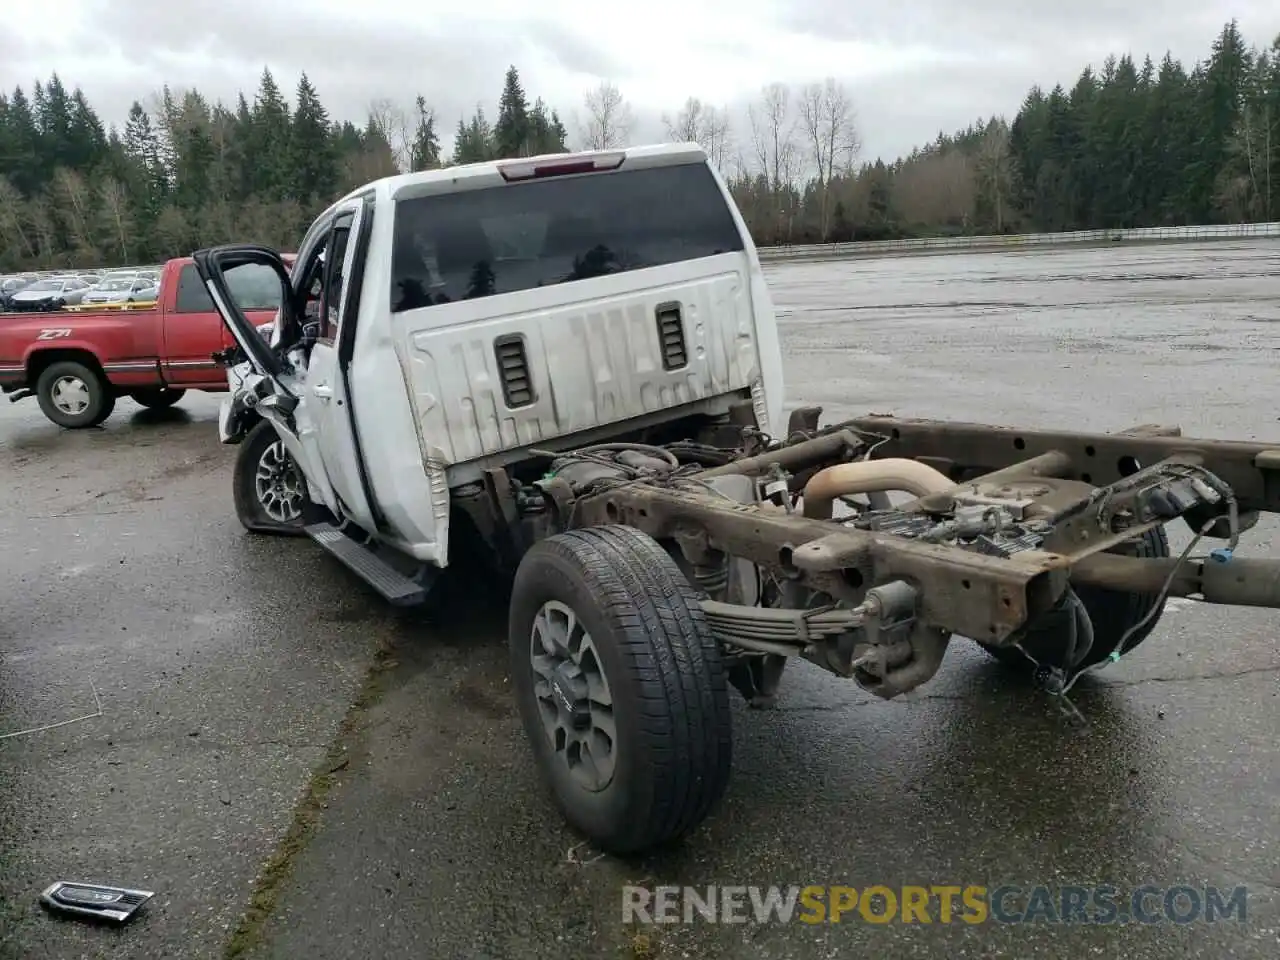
<box><xmin>756</xmin><ymin>221</ymin><xmax>1280</xmax><ymax>262</ymax></box>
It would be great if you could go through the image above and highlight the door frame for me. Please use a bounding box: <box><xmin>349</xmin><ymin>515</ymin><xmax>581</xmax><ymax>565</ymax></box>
<box><xmin>192</xmin><ymin>243</ymin><xmax>337</xmax><ymax>512</ymax></box>
<box><xmin>325</xmin><ymin>191</ymin><xmax>389</xmax><ymax>534</ymax></box>
<box><xmin>302</xmin><ymin>203</ymin><xmax>378</xmax><ymax>531</ymax></box>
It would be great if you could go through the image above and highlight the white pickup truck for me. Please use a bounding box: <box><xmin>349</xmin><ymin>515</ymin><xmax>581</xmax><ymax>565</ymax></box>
<box><xmin>199</xmin><ymin>142</ymin><xmax>1280</xmax><ymax>854</ymax></box>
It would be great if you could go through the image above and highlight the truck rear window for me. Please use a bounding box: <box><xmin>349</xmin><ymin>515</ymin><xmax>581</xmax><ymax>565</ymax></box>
<box><xmin>389</xmin><ymin>162</ymin><xmax>745</xmax><ymax>312</ymax></box>
<box><xmin>175</xmin><ymin>263</ymin><xmax>285</xmax><ymax>313</ymax></box>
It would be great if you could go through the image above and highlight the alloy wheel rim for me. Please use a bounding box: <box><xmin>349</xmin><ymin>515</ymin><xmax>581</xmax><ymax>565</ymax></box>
<box><xmin>254</xmin><ymin>440</ymin><xmax>304</xmax><ymax>522</ymax></box>
<box><xmin>529</xmin><ymin>599</ymin><xmax>617</xmax><ymax>792</ymax></box>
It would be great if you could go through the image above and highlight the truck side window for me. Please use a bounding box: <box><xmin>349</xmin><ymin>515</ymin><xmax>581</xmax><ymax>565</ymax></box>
<box><xmin>174</xmin><ymin>263</ymin><xmax>285</xmax><ymax>314</ymax></box>
<box><xmin>318</xmin><ymin>226</ymin><xmax>351</xmax><ymax>342</ymax></box>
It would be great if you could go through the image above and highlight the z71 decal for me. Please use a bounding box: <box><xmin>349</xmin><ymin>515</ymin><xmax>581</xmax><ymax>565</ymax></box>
<box><xmin>36</xmin><ymin>328</ymin><xmax>73</xmax><ymax>340</ymax></box>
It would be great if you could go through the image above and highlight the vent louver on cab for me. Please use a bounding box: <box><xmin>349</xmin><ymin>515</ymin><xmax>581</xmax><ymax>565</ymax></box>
<box><xmin>494</xmin><ymin>334</ymin><xmax>535</xmax><ymax>408</ymax></box>
<box><xmin>655</xmin><ymin>301</ymin><xmax>688</xmax><ymax>371</ymax></box>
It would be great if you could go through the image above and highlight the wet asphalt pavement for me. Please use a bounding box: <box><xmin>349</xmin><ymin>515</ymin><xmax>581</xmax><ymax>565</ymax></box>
<box><xmin>1</xmin><ymin>239</ymin><xmax>1278</xmax><ymax>959</ymax></box>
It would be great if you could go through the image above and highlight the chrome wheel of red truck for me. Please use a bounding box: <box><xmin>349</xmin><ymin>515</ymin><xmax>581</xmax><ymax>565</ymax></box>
<box><xmin>35</xmin><ymin>360</ymin><xmax>115</xmax><ymax>429</ymax></box>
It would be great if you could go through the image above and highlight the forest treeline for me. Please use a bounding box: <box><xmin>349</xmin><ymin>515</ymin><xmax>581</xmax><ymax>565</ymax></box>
<box><xmin>0</xmin><ymin>18</ymin><xmax>1276</xmax><ymax>270</ymax></box>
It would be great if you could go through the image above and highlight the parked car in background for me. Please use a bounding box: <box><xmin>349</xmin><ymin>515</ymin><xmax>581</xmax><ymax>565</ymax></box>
<box><xmin>80</xmin><ymin>275</ymin><xmax>157</xmax><ymax>306</ymax></box>
<box><xmin>7</xmin><ymin>276</ymin><xmax>92</xmax><ymax>312</ymax></box>
<box><xmin>1</xmin><ymin>274</ymin><xmax>39</xmax><ymax>311</ymax></box>
<box><xmin>129</xmin><ymin>281</ymin><xmax>159</xmax><ymax>303</ymax></box>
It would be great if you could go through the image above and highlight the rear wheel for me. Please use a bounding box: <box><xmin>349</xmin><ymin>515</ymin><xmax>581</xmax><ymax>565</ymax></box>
<box><xmin>131</xmin><ymin>387</ymin><xmax>186</xmax><ymax>410</ymax></box>
<box><xmin>35</xmin><ymin>360</ymin><xmax>115</xmax><ymax>429</ymax></box>
<box><xmin>509</xmin><ymin>525</ymin><xmax>732</xmax><ymax>854</ymax></box>
<box><xmin>981</xmin><ymin>525</ymin><xmax>1171</xmax><ymax>673</ymax></box>
<box><xmin>233</xmin><ymin>420</ymin><xmax>308</xmax><ymax>535</ymax></box>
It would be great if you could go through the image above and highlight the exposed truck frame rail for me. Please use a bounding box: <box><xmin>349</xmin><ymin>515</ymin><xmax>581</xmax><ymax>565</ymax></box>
<box><xmin>508</xmin><ymin>407</ymin><xmax>1280</xmax><ymax>704</ymax></box>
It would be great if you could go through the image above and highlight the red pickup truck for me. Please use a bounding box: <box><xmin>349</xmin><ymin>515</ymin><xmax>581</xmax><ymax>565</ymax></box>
<box><xmin>0</xmin><ymin>255</ymin><xmax>289</xmax><ymax>428</ymax></box>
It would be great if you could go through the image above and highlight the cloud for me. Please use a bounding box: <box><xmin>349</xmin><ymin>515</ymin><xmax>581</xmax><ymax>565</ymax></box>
<box><xmin>2</xmin><ymin>0</ymin><xmax>1278</xmax><ymax>165</ymax></box>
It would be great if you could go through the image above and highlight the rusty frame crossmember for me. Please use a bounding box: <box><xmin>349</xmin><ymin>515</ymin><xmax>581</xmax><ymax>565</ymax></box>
<box><xmin>846</xmin><ymin>416</ymin><xmax>1280</xmax><ymax>518</ymax></box>
<box><xmin>570</xmin><ymin>415</ymin><xmax>1280</xmax><ymax>646</ymax></box>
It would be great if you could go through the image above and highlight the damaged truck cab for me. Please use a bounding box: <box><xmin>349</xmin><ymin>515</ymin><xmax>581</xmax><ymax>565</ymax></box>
<box><xmin>198</xmin><ymin>143</ymin><xmax>1280</xmax><ymax>855</ymax></box>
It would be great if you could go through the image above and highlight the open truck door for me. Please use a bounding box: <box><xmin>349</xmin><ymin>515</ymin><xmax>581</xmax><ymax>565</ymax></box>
<box><xmin>192</xmin><ymin>244</ymin><xmax>340</xmax><ymax>522</ymax></box>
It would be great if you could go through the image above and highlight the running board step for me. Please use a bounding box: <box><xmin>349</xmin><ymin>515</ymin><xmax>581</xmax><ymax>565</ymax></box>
<box><xmin>305</xmin><ymin>523</ymin><xmax>427</xmax><ymax>606</ymax></box>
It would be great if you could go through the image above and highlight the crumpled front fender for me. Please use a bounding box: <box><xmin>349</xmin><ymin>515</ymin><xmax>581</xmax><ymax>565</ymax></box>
<box><xmin>217</xmin><ymin>362</ymin><xmax>263</xmax><ymax>444</ymax></box>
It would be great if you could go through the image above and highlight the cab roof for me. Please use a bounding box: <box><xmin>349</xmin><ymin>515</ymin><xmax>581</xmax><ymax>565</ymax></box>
<box><xmin>331</xmin><ymin>141</ymin><xmax>711</xmax><ymax>212</ymax></box>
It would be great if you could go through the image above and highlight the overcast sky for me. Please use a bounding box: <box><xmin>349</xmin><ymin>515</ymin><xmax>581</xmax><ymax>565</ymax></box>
<box><xmin>5</xmin><ymin>0</ymin><xmax>1279</xmax><ymax>166</ymax></box>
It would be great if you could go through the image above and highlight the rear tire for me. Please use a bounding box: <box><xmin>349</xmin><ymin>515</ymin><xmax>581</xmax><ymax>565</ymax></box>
<box><xmin>509</xmin><ymin>525</ymin><xmax>733</xmax><ymax>855</ymax></box>
<box><xmin>232</xmin><ymin>420</ymin><xmax>308</xmax><ymax>536</ymax></box>
<box><xmin>35</xmin><ymin>360</ymin><xmax>115</xmax><ymax>428</ymax></box>
<box><xmin>131</xmin><ymin>387</ymin><xmax>186</xmax><ymax>409</ymax></box>
<box><xmin>981</xmin><ymin>525</ymin><xmax>1171</xmax><ymax>672</ymax></box>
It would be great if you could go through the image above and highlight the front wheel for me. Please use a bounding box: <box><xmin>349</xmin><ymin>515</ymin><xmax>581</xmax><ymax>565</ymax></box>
<box><xmin>232</xmin><ymin>420</ymin><xmax>308</xmax><ymax>535</ymax></box>
<box><xmin>131</xmin><ymin>387</ymin><xmax>186</xmax><ymax>410</ymax></box>
<box><xmin>510</xmin><ymin>525</ymin><xmax>733</xmax><ymax>855</ymax></box>
<box><xmin>35</xmin><ymin>360</ymin><xmax>115</xmax><ymax>428</ymax></box>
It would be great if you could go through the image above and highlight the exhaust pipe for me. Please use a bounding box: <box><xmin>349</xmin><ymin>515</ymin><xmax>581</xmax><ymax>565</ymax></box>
<box><xmin>8</xmin><ymin>388</ymin><xmax>32</xmax><ymax>402</ymax></box>
<box><xmin>801</xmin><ymin>459</ymin><xmax>955</xmax><ymax>520</ymax></box>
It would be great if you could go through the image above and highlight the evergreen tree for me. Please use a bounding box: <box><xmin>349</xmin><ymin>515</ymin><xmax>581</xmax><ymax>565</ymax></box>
<box><xmin>494</xmin><ymin>66</ymin><xmax>529</xmax><ymax>158</ymax></box>
<box><xmin>68</xmin><ymin>90</ymin><xmax>108</xmax><ymax>172</ymax></box>
<box><xmin>35</xmin><ymin>75</ymin><xmax>75</xmax><ymax>173</ymax></box>
<box><xmin>0</xmin><ymin>86</ymin><xmax>41</xmax><ymax>195</ymax></box>
<box><xmin>249</xmin><ymin>67</ymin><xmax>292</xmax><ymax>201</ymax></box>
<box><xmin>452</xmin><ymin>107</ymin><xmax>494</xmax><ymax>164</ymax></box>
<box><xmin>290</xmin><ymin>73</ymin><xmax>337</xmax><ymax>203</ymax></box>
<box><xmin>170</xmin><ymin>91</ymin><xmax>215</xmax><ymax>215</ymax></box>
<box><xmin>528</xmin><ymin>97</ymin><xmax>568</xmax><ymax>154</ymax></box>
<box><xmin>1</xmin><ymin>24</ymin><xmax>1277</xmax><ymax>273</ymax></box>
<box><xmin>122</xmin><ymin>102</ymin><xmax>167</xmax><ymax>227</ymax></box>
<box><xmin>409</xmin><ymin>95</ymin><xmax>441</xmax><ymax>171</ymax></box>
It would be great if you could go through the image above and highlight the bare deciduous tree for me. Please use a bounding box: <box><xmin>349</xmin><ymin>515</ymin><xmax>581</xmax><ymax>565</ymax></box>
<box><xmin>700</xmin><ymin>105</ymin><xmax>733</xmax><ymax>172</ymax></box>
<box><xmin>206</xmin><ymin>109</ymin><xmax>237</xmax><ymax>203</ymax></box>
<box><xmin>0</xmin><ymin>176</ymin><xmax>37</xmax><ymax>261</ymax></box>
<box><xmin>342</xmin><ymin>142</ymin><xmax>398</xmax><ymax>189</ymax></box>
<box><xmin>26</xmin><ymin>196</ymin><xmax>57</xmax><ymax>264</ymax></box>
<box><xmin>893</xmin><ymin>152</ymin><xmax>976</xmax><ymax>228</ymax></box>
<box><xmin>748</xmin><ymin>83</ymin><xmax>800</xmax><ymax>240</ymax></box>
<box><xmin>97</xmin><ymin>177</ymin><xmax>132</xmax><ymax>263</ymax></box>
<box><xmin>142</xmin><ymin>88</ymin><xmax>181</xmax><ymax>184</ymax></box>
<box><xmin>974</xmin><ymin>119</ymin><xmax>1013</xmax><ymax>231</ymax></box>
<box><xmin>662</xmin><ymin>96</ymin><xmax>706</xmax><ymax>143</ymax></box>
<box><xmin>577</xmin><ymin>80</ymin><xmax>634</xmax><ymax>150</ymax></box>
<box><xmin>367</xmin><ymin>98</ymin><xmax>413</xmax><ymax>172</ymax></box>
<box><xmin>150</xmin><ymin>204</ymin><xmax>190</xmax><ymax>258</ymax></box>
<box><xmin>661</xmin><ymin>97</ymin><xmax>733</xmax><ymax>171</ymax></box>
<box><xmin>53</xmin><ymin>168</ymin><xmax>95</xmax><ymax>257</ymax></box>
<box><xmin>749</xmin><ymin>82</ymin><xmax>799</xmax><ymax>189</ymax></box>
<box><xmin>1229</xmin><ymin>72</ymin><xmax>1274</xmax><ymax>220</ymax></box>
<box><xmin>799</xmin><ymin>78</ymin><xmax>860</xmax><ymax>239</ymax></box>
